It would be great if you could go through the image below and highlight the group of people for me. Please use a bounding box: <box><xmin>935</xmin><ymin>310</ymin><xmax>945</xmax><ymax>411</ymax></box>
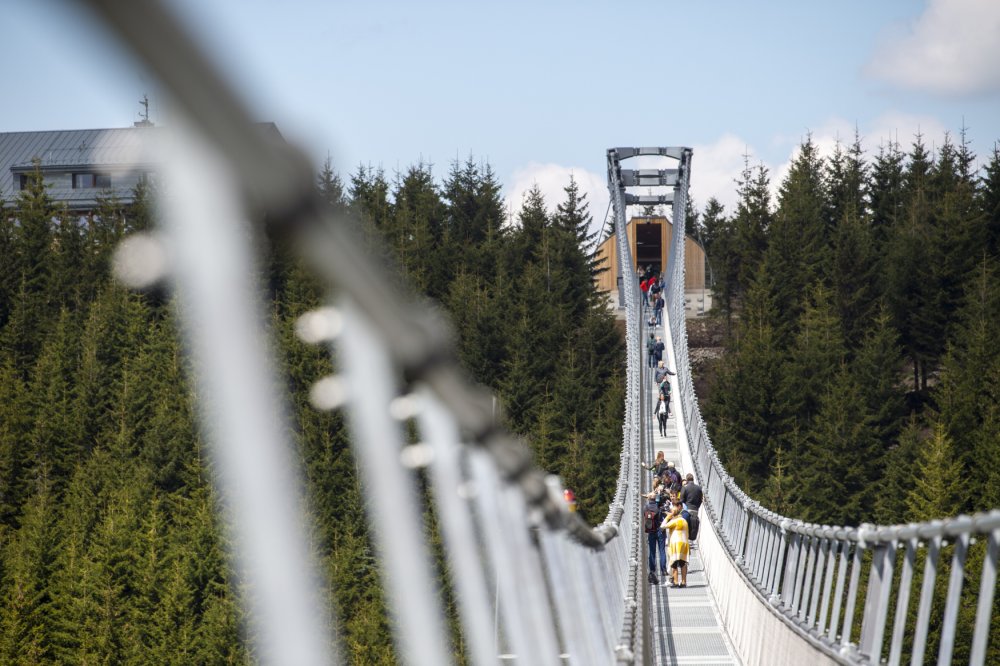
<box><xmin>641</xmin><ymin>451</ymin><xmax>703</xmax><ymax>587</ymax></box>
<box><xmin>652</xmin><ymin>360</ymin><xmax>676</xmax><ymax>436</ymax></box>
<box><xmin>639</xmin><ymin>266</ymin><xmax>702</xmax><ymax>588</ymax></box>
<box><xmin>639</xmin><ymin>269</ymin><xmax>665</xmax><ymax>327</ymax></box>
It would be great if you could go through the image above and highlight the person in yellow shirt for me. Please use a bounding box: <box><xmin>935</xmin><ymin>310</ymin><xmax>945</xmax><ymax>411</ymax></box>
<box><xmin>661</xmin><ymin>501</ymin><xmax>689</xmax><ymax>588</ymax></box>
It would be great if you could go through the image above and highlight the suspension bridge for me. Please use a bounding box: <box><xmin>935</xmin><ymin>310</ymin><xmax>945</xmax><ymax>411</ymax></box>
<box><xmin>81</xmin><ymin>0</ymin><xmax>1000</xmax><ymax>663</ymax></box>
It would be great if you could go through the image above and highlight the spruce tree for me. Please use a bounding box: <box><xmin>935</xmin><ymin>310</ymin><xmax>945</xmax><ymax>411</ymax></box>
<box><xmin>317</xmin><ymin>157</ymin><xmax>347</xmax><ymax>214</ymax></box>
<box><xmin>386</xmin><ymin>163</ymin><xmax>447</xmax><ymax>297</ymax></box>
<box><xmin>0</xmin><ymin>475</ymin><xmax>60</xmax><ymax>664</ymax></box>
<box><xmin>704</xmin><ymin>267</ymin><xmax>783</xmax><ymax>489</ymax></box>
<box><xmin>0</xmin><ymin>196</ymin><xmax>14</xmax><ymax>328</ymax></box>
<box><xmin>828</xmin><ymin>207</ymin><xmax>878</xmax><ymax>347</ymax></box>
<box><xmin>23</xmin><ymin>308</ymin><xmax>84</xmax><ymax>496</ymax></box>
<box><xmin>868</xmin><ymin>138</ymin><xmax>906</xmax><ymax>270</ymax></box>
<box><xmin>823</xmin><ymin>132</ymin><xmax>869</xmax><ymax>238</ymax></box>
<box><xmin>730</xmin><ymin>158</ymin><xmax>772</xmax><ymax>302</ymax></box>
<box><xmin>903</xmin><ymin>422</ymin><xmax>963</xmax><ymax>521</ymax></box>
<box><xmin>552</xmin><ymin>175</ymin><xmax>602</xmax><ymax>316</ymax></box>
<box><xmin>444</xmin><ymin>272</ymin><xmax>508</xmax><ymax>389</ymax></box>
<box><xmin>934</xmin><ymin>257</ymin><xmax>1000</xmax><ymax>511</ymax></box>
<box><xmin>0</xmin><ymin>355</ymin><xmax>30</xmax><ymax>526</ymax></box>
<box><xmin>776</xmin><ymin>283</ymin><xmax>846</xmax><ymax>441</ymax></box>
<box><xmin>884</xmin><ymin>134</ymin><xmax>941</xmax><ymax>392</ymax></box>
<box><xmin>873</xmin><ymin>416</ymin><xmax>923</xmax><ymax>524</ymax></box>
<box><xmin>852</xmin><ymin>307</ymin><xmax>905</xmax><ymax>448</ymax></box>
<box><xmin>5</xmin><ymin>161</ymin><xmax>56</xmax><ymax>375</ymax></box>
<box><xmin>980</xmin><ymin>143</ymin><xmax>1000</xmax><ymax>259</ymax></box>
<box><xmin>349</xmin><ymin>164</ymin><xmax>392</xmax><ymax>248</ymax></box>
<box><xmin>786</xmin><ymin>365</ymin><xmax>879</xmax><ymax>525</ymax></box>
<box><xmin>764</xmin><ymin>136</ymin><xmax>827</xmax><ymax>341</ymax></box>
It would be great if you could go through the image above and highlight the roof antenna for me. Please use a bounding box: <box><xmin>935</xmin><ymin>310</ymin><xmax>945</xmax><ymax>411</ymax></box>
<box><xmin>134</xmin><ymin>94</ymin><xmax>154</xmax><ymax>127</ymax></box>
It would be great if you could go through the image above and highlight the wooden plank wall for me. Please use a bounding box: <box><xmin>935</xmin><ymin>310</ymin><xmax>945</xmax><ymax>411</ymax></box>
<box><xmin>593</xmin><ymin>217</ymin><xmax>706</xmax><ymax>294</ymax></box>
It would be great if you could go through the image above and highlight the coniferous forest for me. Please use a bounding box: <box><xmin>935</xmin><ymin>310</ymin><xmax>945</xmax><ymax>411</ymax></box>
<box><xmin>0</xmin><ymin>158</ymin><xmax>623</xmax><ymax>663</ymax></box>
<box><xmin>2</xmin><ymin>127</ymin><xmax>999</xmax><ymax>663</ymax></box>
<box><xmin>696</xmin><ymin>130</ymin><xmax>1000</xmax><ymax>663</ymax></box>
<box><xmin>699</xmin><ymin>131</ymin><xmax>1000</xmax><ymax>526</ymax></box>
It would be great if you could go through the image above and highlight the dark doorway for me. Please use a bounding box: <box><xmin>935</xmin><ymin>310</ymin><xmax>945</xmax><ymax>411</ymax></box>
<box><xmin>635</xmin><ymin>222</ymin><xmax>662</xmax><ymax>273</ymax></box>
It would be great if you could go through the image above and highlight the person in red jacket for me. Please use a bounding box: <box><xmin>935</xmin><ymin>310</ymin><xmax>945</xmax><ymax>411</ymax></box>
<box><xmin>640</xmin><ymin>275</ymin><xmax>650</xmax><ymax>307</ymax></box>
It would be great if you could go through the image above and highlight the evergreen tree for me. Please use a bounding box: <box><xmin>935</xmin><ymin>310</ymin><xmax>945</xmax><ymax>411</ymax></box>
<box><xmin>730</xmin><ymin>158</ymin><xmax>772</xmax><ymax>302</ymax></box>
<box><xmin>442</xmin><ymin>158</ymin><xmax>505</xmax><ymax>280</ymax></box>
<box><xmin>785</xmin><ymin>365</ymin><xmax>880</xmax><ymax>525</ymax></box>
<box><xmin>0</xmin><ymin>355</ymin><xmax>30</xmax><ymax>525</ymax></box>
<box><xmin>0</xmin><ymin>196</ymin><xmax>14</xmax><ymax>328</ymax></box>
<box><xmin>776</xmin><ymin>283</ymin><xmax>846</xmax><ymax>441</ymax></box>
<box><xmin>386</xmin><ymin>163</ymin><xmax>447</xmax><ymax>297</ymax></box>
<box><xmin>884</xmin><ymin>134</ymin><xmax>942</xmax><ymax>392</ymax></box>
<box><xmin>934</xmin><ymin>257</ymin><xmax>1000</xmax><ymax>511</ymax></box>
<box><xmin>868</xmin><ymin>138</ymin><xmax>906</xmax><ymax>272</ymax></box>
<box><xmin>83</xmin><ymin>191</ymin><xmax>128</xmax><ymax>299</ymax></box>
<box><xmin>903</xmin><ymin>422</ymin><xmax>963</xmax><ymax>521</ymax></box>
<box><xmin>349</xmin><ymin>164</ymin><xmax>392</xmax><ymax>246</ymax></box>
<box><xmin>704</xmin><ymin>268</ymin><xmax>783</xmax><ymax>489</ymax></box>
<box><xmin>698</xmin><ymin>197</ymin><xmax>727</xmax><ymax>255</ymax></box>
<box><xmin>828</xmin><ymin>206</ymin><xmax>878</xmax><ymax>347</ymax></box>
<box><xmin>0</xmin><ymin>475</ymin><xmax>60</xmax><ymax>664</ymax></box>
<box><xmin>445</xmin><ymin>273</ymin><xmax>508</xmax><ymax>389</ymax></box>
<box><xmin>823</xmin><ymin>132</ymin><xmax>869</xmax><ymax>238</ymax></box>
<box><xmin>980</xmin><ymin>143</ymin><xmax>1000</xmax><ymax>259</ymax></box>
<box><xmin>22</xmin><ymin>308</ymin><xmax>84</xmax><ymax>497</ymax></box>
<box><xmin>763</xmin><ymin>136</ymin><xmax>827</xmax><ymax>341</ymax></box>
<box><xmin>4</xmin><ymin>161</ymin><xmax>56</xmax><ymax>375</ymax></box>
<box><xmin>931</xmin><ymin>133</ymin><xmax>984</xmax><ymax>344</ymax></box>
<box><xmin>317</xmin><ymin>156</ymin><xmax>347</xmax><ymax>214</ymax></box>
<box><xmin>852</xmin><ymin>307</ymin><xmax>905</xmax><ymax>447</ymax></box>
<box><xmin>551</xmin><ymin>175</ymin><xmax>602</xmax><ymax>316</ymax></box>
<box><xmin>873</xmin><ymin>417</ymin><xmax>923</xmax><ymax>524</ymax></box>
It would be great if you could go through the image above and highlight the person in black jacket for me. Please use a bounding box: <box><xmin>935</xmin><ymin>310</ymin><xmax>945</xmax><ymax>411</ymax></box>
<box><xmin>654</xmin><ymin>395</ymin><xmax>668</xmax><ymax>436</ymax></box>
<box><xmin>679</xmin><ymin>473</ymin><xmax>703</xmax><ymax>541</ymax></box>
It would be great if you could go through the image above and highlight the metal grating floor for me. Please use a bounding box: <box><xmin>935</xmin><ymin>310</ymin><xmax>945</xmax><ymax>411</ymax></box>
<box><xmin>646</xmin><ymin>360</ymin><xmax>741</xmax><ymax>665</ymax></box>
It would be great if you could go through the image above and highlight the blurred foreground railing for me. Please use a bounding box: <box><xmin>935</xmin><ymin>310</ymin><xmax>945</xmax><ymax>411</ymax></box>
<box><xmin>84</xmin><ymin>0</ymin><xmax>648</xmax><ymax>663</ymax></box>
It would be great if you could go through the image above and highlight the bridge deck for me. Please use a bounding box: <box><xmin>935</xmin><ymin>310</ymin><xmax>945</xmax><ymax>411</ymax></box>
<box><xmin>647</xmin><ymin>319</ymin><xmax>740</xmax><ymax>666</ymax></box>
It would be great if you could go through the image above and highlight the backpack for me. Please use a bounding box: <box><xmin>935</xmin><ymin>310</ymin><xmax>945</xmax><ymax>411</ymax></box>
<box><xmin>643</xmin><ymin>504</ymin><xmax>659</xmax><ymax>534</ymax></box>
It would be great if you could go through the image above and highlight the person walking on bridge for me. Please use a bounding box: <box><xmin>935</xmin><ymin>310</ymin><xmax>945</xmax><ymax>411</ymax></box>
<box><xmin>642</xmin><ymin>450</ymin><xmax>670</xmax><ymax>477</ymax></box>
<box><xmin>679</xmin><ymin>473</ymin><xmax>703</xmax><ymax>542</ymax></box>
<box><xmin>652</xmin><ymin>336</ymin><xmax>665</xmax><ymax>365</ymax></box>
<box><xmin>653</xmin><ymin>360</ymin><xmax>675</xmax><ymax>385</ymax></box>
<box><xmin>654</xmin><ymin>395</ymin><xmax>668</xmax><ymax>436</ymax></box>
<box><xmin>662</xmin><ymin>502</ymin><xmax>689</xmax><ymax>588</ymax></box>
<box><xmin>643</xmin><ymin>494</ymin><xmax>668</xmax><ymax>583</ymax></box>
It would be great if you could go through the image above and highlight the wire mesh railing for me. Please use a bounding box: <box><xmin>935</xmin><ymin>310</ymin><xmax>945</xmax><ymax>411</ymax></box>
<box><xmin>82</xmin><ymin>0</ymin><xmax>649</xmax><ymax>663</ymax></box>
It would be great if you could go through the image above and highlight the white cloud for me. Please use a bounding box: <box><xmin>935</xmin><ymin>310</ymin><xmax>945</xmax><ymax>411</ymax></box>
<box><xmin>504</xmin><ymin>162</ymin><xmax>610</xmax><ymax>236</ymax></box>
<box><xmin>866</xmin><ymin>0</ymin><xmax>1000</xmax><ymax>96</ymax></box>
<box><xmin>689</xmin><ymin>134</ymin><xmax>751</xmax><ymax>215</ymax></box>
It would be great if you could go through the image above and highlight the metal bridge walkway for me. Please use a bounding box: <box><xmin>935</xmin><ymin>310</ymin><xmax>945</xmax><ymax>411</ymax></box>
<box><xmin>646</xmin><ymin>317</ymin><xmax>741</xmax><ymax>666</ymax></box>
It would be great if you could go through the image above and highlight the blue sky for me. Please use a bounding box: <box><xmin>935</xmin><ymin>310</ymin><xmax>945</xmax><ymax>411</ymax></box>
<box><xmin>7</xmin><ymin>0</ymin><xmax>1000</xmax><ymax>226</ymax></box>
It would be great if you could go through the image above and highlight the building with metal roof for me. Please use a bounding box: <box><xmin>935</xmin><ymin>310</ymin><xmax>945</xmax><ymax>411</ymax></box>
<box><xmin>0</xmin><ymin>123</ymin><xmax>282</xmax><ymax>211</ymax></box>
<box><xmin>0</xmin><ymin>127</ymin><xmax>159</xmax><ymax>210</ymax></box>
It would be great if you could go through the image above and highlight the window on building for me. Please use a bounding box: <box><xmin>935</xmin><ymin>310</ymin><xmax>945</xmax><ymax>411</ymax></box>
<box><xmin>72</xmin><ymin>172</ymin><xmax>111</xmax><ymax>189</ymax></box>
<box><xmin>18</xmin><ymin>174</ymin><xmax>29</xmax><ymax>190</ymax></box>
